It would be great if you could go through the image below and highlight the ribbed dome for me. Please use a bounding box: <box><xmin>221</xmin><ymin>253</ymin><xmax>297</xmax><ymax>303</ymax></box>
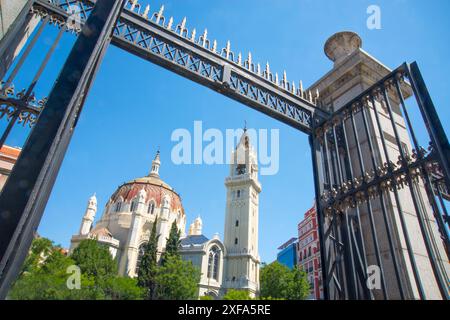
<box><xmin>108</xmin><ymin>150</ymin><xmax>184</xmax><ymax>215</ymax></box>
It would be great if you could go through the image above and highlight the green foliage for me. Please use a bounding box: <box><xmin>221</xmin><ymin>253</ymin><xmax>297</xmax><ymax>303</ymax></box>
<box><xmin>155</xmin><ymin>254</ymin><xmax>201</xmax><ymax>300</ymax></box>
<box><xmin>137</xmin><ymin>217</ymin><xmax>160</xmax><ymax>299</ymax></box>
<box><xmin>71</xmin><ymin>239</ymin><xmax>118</xmax><ymax>278</ymax></box>
<box><xmin>21</xmin><ymin>237</ymin><xmax>54</xmax><ymax>275</ymax></box>
<box><xmin>161</xmin><ymin>221</ymin><xmax>181</xmax><ymax>264</ymax></box>
<box><xmin>9</xmin><ymin>238</ymin><xmax>143</xmax><ymax>300</ymax></box>
<box><xmin>260</xmin><ymin>262</ymin><xmax>310</xmax><ymax>300</ymax></box>
<box><xmin>199</xmin><ymin>295</ymin><xmax>214</xmax><ymax>300</ymax></box>
<box><xmin>101</xmin><ymin>276</ymin><xmax>144</xmax><ymax>300</ymax></box>
<box><xmin>222</xmin><ymin>289</ymin><xmax>252</xmax><ymax>300</ymax></box>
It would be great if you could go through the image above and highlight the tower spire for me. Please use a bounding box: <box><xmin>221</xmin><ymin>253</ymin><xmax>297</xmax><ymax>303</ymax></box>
<box><xmin>150</xmin><ymin>148</ymin><xmax>161</xmax><ymax>177</ymax></box>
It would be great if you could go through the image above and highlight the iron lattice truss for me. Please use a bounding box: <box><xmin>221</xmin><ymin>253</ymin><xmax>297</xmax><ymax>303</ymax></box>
<box><xmin>31</xmin><ymin>0</ymin><xmax>329</xmax><ymax>133</ymax></box>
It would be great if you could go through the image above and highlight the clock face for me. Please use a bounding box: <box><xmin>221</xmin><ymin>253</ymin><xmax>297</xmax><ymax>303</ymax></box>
<box><xmin>236</xmin><ymin>164</ymin><xmax>246</xmax><ymax>175</ymax></box>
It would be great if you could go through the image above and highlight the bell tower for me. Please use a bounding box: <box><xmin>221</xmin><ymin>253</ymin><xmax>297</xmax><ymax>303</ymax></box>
<box><xmin>223</xmin><ymin>129</ymin><xmax>261</xmax><ymax>298</ymax></box>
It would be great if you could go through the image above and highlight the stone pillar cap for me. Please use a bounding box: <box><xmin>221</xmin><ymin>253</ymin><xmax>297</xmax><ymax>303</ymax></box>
<box><xmin>324</xmin><ymin>31</ymin><xmax>362</xmax><ymax>64</ymax></box>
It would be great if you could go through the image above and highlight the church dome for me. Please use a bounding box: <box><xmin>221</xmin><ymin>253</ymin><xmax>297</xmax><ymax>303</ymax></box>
<box><xmin>107</xmin><ymin>150</ymin><xmax>185</xmax><ymax>215</ymax></box>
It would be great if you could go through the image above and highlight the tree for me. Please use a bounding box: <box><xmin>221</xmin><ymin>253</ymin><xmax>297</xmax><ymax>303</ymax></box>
<box><xmin>71</xmin><ymin>239</ymin><xmax>117</xmax><ymax>279</ymax></box>
<box><xmin>155</xmin><ymin>254</ymin><xmax>200</xmax><ymax>300</ymax></box>
<box><xmin>101</xmin><ymin>276</ymin><xmax>144</xmax><ymax>300</ymax></box>
<box><xmin>260</xmin><ymin>262</ymin><xmax>310</xmax><ymax>300</ymax></box>
<box><xmin>137</xmin><ymin>217</ymin><xmax>160</xmax><ymax>299</ymax></box>
<box><xmin>162</xmin><ymin>221</ymin><xmax>181</xmax><ymax>262</ymax></box>
<box><xmin>222</xmin><ymin>289</ymin><xmax>252</xmax><ymax>300</ymax></box>
<box><xmin>9</xmin><ymin>238</ymin><xmax>143</xmax><ymax>300</ymax></box>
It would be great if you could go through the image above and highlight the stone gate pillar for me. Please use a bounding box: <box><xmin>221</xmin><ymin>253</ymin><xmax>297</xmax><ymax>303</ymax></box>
<box><xmin>309</xmin><ymin>31</ymin><xmax>449</xmax><ymax>299</ymax></box>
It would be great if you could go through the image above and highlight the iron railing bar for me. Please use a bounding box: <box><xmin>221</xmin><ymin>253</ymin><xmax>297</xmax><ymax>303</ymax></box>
<box><xmin>340</xmin><ymin>117</ymin><xmax>373</xmax><ymax>299</ymax></box>
<box><xmin>331</xmin><ymin>122</ymin><xmax>358</xmax><ymax>299</ymax></box>
<box><xmin>393</xmin><ymin>77</ymin><xmax>450</xmax><ymax>255</ymax></box>
<box><xmin>371</xmin><ymin>91</ymin><xmax>425</xmax><ymax>299</ymax></box>
<box><xmin>382</xmin><ymin>85</ymin><xmax>449</xmax><ymax>299</ymax></box>
<box><xmin>406</xmin><ymin>62</ymin><xmax>450</xmax><ymax>190</ymax></box>
<box><xmin>349</xmin><ymin>108</ymin><xmax>388</xmax><ymax>299</ymax></box>
<box><xmin>367</xmin><ymin>94</ymin><xmax>406</xmax><ymax>299</ymax></box>
<box><xmin>25</xmin><ymin>24</ymin><xmax>67</xmax><ymax>97</ymax></box>
<box><xmin>3</xmin><ymin>17</ymin><xmax>49</xmax><ymax>89</ymax></box>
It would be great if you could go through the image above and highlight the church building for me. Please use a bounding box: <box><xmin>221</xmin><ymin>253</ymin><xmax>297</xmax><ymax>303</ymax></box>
<box><xmin>70</xmin><ymin>130</ymin><xmax>261</xmax><ymax>298</ymax></box>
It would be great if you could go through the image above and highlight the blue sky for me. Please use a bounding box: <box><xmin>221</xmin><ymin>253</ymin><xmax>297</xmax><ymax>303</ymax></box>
<box><xmin>3</xmin><ymin>0</ymin><xmax>450</xmax><ymax>263</ymax></box>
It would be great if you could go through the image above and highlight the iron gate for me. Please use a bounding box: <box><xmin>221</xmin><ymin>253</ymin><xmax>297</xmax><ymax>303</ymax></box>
<box><xmin>0</xmin><ymin>0</ymin><xmax>449</xmax><ymax>300</ymax></box>
<box><xmin>311</xmin><ymin>64</ymin><xmax>450</xmax><ymax>299</ymax></box>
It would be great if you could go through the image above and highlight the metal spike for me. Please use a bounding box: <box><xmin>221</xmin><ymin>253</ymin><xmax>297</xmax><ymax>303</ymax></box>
<box><xmin>212</xmin><ymin>40</ymin><xmax>217</xmax><ymax>52</ymax></box>
<box><xmin>316</xmin><ymin>88</ymin><xmax>320</xmax><ymax>100</ymax></box>
<box><xmin>180</xmin><ymin>17</ymin><xmax>187</xmax><ymax>32</ymax></box>
<box><xmin>299</xmin><ymin>80</ymin><xmax>304</xmax><ymax>97</ymax></box>
<box><xmin>265</xmin><ymin>62</ymin><xmax>270</xmax><ymax>79</ymax></box>
<box><xmin>275</xmin><ymin>73</ymin><xmax>279</xmax><ymax>85</ymax></box>
<box><xmin>257</xmin><ymin>63</ymin><xmax>261</xmax><ymax>75</ymax></box>
<box><xmin>283</xmin><ymin>71</ymin><xmax>287</xmax><ymax>88</ymax></box>
<box><xmin>156</xmin><ymin>5</ymin><xmax>164</xmax><ymax>24</ymax></box>
<box><xmin>167</xmin><ymin>17</ymin><xmax>174</xmax><ymax>30</ymax></box>
<box><xmin>292</xmin><ymin>81</ymin><xmax>296</xmax><ymax>94</ymax></box>
<box><xmin>225</xmin><ymin>41</ymin><xmax>231</xmax><ymax>59</ymax></box>
<box><xmin>238</xmin><ymin>52</ymin><xmax>242</xmax><ymax>65</ymax></box>
<box><xmin>143</xmin><ymin>4</ymin><xmax>150</xmax><ymax>18</ymax></box>
<box><xmin>202</xmin><ymin>29</ymin><xmax>208</xmax><ymax>47</ymax></box>
<box><xmin>130</xmin><ymin>0</ymin><xmax>138</xmax><ymax>11</ymax></box>
<box><xmin>247</xmin><ymin>52</ymin><xmax>252</xmax><ymax>70</ymax></box>
<box><xmin>191</xmin><ymin>28</ymin><xmax>196</xmax><ymax>41</ymax></box>
<box><xmin>308</xmin><ymin>90</ymin><xmax>312</xmax><ymax>102</ymax></box>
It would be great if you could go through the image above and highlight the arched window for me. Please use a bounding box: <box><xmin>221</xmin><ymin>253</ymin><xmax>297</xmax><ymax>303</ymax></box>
<box><xmin>115</xmin><ymin>201</ymin><xmax>122</xmax><ymax>212</ymax></box>
<box><xmin>130</xmin><ymin>201</ymin><xmax>137</xmax><ymax>212</ymax></box>
<box><xmin>135</xmin><ymin>243</ymin><xmax>147</xmax><ymax>275</ymax></box>
<box><xmin>147</xmin><ymin>201</ymin><xmax>155</xmax><ymax>214</ymax></box>
<box><xmin>207</xmin><ymin>246</ymin><xmax>220</xmax><ymax>281</ymax></box>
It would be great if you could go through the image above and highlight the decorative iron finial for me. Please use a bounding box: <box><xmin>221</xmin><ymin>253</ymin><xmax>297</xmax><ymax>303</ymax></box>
<box><xmin>292</xmin><ymin>81</ymin><xmax>296</xmax><ymax>94</ymax></box>
<box><xmin>143</xmin><ymin>4</ymin><xmax>150</xmax><ymax>18</ymax></box>
<box><xmin>308</xmin><ymin>90</ymin><xmax>312</xmax><ymax>102</ymax></box>
<box><xmin>247</xmin><ymin>52</ymin><xmax>252</xmax><ymax>69</ymax></box>
<box><xmin>316</xmin><ymin>88</ymin><xmax>320</xmax><ymax>101</ymax></box>
<box><xmin>257</xmin><ymin>63</ymin><xmax>261</xmax><ymax>75</ymax></box>
<box><xmin>299</xmin><ymin>80</ymin><xmax>304</xmax><ymax>97</ymax></box>
<box><xmin>275</xmin><ymin>72</ymin><xmax>279</xmax><ymax>85</ymax></box>
<box><xmin>212</xmin><ymin>40</ymin><xmax>217</xmax><ymax>52</ymax></box>
<box><xmin>225</xmin><ymin>41</ymin><xmax>231</xmax><ymax>59</ymax></box>
<box><xmin>167</xmin><ymin>17</ymin><xmax>174</xmax><ymax>30</ymax></box>
<box><xmin>265</xmin><ymin>62</ymin><xmax>270</xmax><ymax>78</ymax></box>
<box><xmin>130</xmin><ymin>0</ymin><xmax>138</xmax><ymax>11</ymax></box>
<box><xmin>237</xmin><ymin>52</ymin><xmax>242</xmax><ymax>65</ymax></box>
<box><xmin>156</xmin><ymin>5</ymin><xmax>164</xmax><ymax>24</ymax></box>
<box><xmin>180</xmin><ymin>17</ymin><xmax>187</xmax><ymax>32</ymax></box>
<box><xmin>191</xmin><ymin>28</ymin><xmax>196</xmax><ymax>41</ymax></box>
<box><xmin>202</xmin><ymin>29</ymin><xmax>208</xmax><ymax>47</ymax></box>
<box><xmin>283</xmin><ymin>71</ymin><xmax>287</xmax><ymax>88</ymax></box>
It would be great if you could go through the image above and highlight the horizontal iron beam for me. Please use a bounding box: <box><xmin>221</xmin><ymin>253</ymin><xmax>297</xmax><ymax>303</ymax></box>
<box><xmin>33</xmin><ymin>0</ymin><xmax>330</xmax><ymax>133</ymax></box>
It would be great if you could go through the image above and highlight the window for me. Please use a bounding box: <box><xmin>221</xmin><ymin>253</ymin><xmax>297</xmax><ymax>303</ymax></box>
<box><xmin>148</xmin><ymin>201</ymin><xmax>155</xmax><ymax>214</ymax></box>
<box><xmin>135</xmin><ymin>243</ymin><xmax>146</xmax><ymax>275</ymax></box>
<box><xmin>235</xmin><ymin>238</ymin><xmax>238</xmax><ymax>245</ymax></box>
<box><xmin>237</xmin><ymin>190</ymin><xmax>241</xmax><ymax>198</ymax></box>
<box><xmin>115</xmin><ymin>201</ymin><xmax>122</xmax><ymax>212</ymax></box>
<box><xmin>207</xmin><ymin>246</ymin><xmax>220</xmax><ymax>281</ymax></box>
<box><xmin>130</xmin><ymin>201</ymin><xmax>137</xmax><ymax>212</ymax></box>
<box><xmin>235</xmin><ymin>220</ymin><xmax>239</xmax><ymax>227</ymax></box>
<box><xmin>308</xmin><ymin>247</ymin><xmax>312</xmax><ymax>257</ymax></box>
<box><xmin>236</xmin><ymin>164</ymin><xmax>246</xmax><ymax>175</ymax></box>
